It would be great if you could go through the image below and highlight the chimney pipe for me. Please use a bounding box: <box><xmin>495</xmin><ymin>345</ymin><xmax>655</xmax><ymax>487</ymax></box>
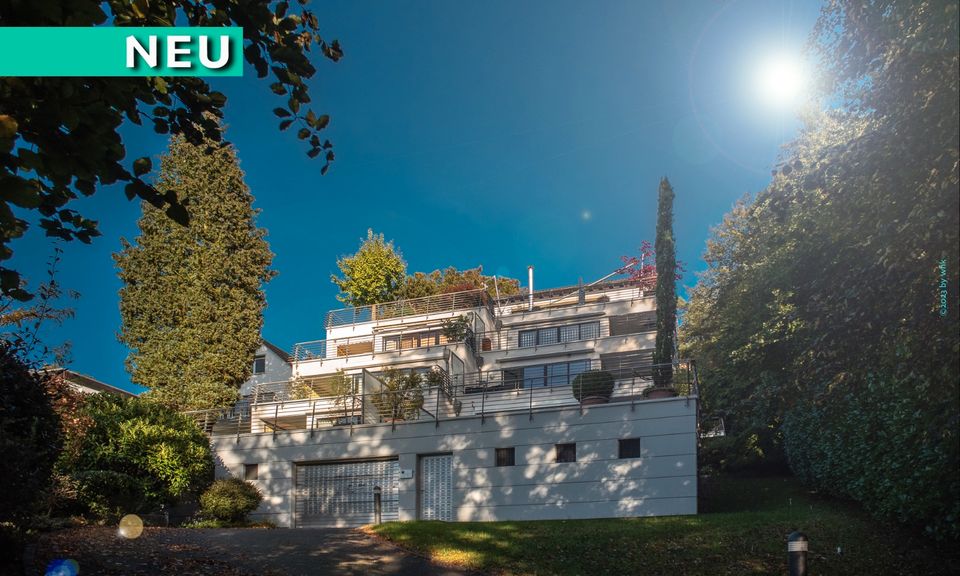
<box><xmin>528</xmin><ymin>266</ymin><xmax>534</xmax><ymax>311</ymax></box>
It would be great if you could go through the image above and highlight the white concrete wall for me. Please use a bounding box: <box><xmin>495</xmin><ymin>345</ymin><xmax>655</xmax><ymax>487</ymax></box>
<box><xmin>211</xmin><ymin>397</ymin><xmax>698</xmax><ymax>526</ymax></box>
<box><xmin>240</xmin><ymin>343</ymin><xmax>293</xmax><ymax>396</ymax></box>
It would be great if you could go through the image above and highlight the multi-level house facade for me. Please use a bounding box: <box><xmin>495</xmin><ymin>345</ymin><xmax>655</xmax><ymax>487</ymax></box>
<box><xmin>203</xmin><ymin>275</ymin><xmax>699</xmax><ymax>528</ymax></box>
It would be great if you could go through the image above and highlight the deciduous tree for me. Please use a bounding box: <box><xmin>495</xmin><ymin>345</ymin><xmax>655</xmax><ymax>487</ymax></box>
<box><xmin>331</xmin><ymin>229</ymin><xmax>407</xmax><ymax>307</ymax></box>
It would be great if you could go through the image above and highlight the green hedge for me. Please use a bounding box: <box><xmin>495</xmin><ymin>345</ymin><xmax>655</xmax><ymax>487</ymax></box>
<box><xmin>783</xmin><ymin>371</ymin><xmax>960</xmax><ymax>540</ymax></box>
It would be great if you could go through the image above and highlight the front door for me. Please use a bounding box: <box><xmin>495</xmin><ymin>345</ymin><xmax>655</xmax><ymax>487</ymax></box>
<box><xmin>418</xmin><ymin>454</ymin><xmax>453</xmax><ymax>521</ymax></box>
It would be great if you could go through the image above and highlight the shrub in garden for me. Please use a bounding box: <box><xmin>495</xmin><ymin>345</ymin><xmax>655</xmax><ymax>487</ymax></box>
<box><xmin>58</xmin><ymin>394</ymin><xmax>213</xmax><ymax>520</ymax></box>
<box><xmin>571</xmin><ymin>370</ymin><xmax>615</xmax><ymax>402</ymax></box>
<box><xmin>0</xmin><ymin>343</ymin><xmax>61</xmax><ymax>523</ymax></box>
<box><xmin>199</xmin><ymin>478</ymin><xmax>263</xmax><ymax>523</ymax></box>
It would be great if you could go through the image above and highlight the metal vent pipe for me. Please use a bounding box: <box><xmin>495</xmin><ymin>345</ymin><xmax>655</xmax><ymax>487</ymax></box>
<box><xmin>528</xmin><ymin>266</ymin><xmax>534</xmax><ymax>311</ymax></box>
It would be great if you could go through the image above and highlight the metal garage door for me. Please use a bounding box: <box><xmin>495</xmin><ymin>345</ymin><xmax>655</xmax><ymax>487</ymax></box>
<box><xmin>295</xmin><ymin>459</ymin><xmax>399</xmax><ymax>527</ymax></box>
<box><xmin>419</xmin><ymin>454</ymin><xmax>453</xmax><ymax>521</ymax></box>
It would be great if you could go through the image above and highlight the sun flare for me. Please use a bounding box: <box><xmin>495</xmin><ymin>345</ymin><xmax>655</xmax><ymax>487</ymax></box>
<box><xmin>755</xmin><ymin>53</ymin><xmax>809</xmax><ymax>109</ymax></box>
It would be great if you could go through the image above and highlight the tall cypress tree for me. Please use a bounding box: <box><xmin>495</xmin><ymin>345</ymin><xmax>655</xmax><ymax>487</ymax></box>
<box><xmin>653</xmin><ymin>177</ymin><xmax>676</xmax><ymax>387</ymax></box>
<box><xmin>115</xmin><ymin>130</ymin><xmax>274</xmax><ymax>410</ymax></box>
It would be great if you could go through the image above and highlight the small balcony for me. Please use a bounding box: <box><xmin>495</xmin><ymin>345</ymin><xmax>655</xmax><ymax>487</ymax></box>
<box><xmin>187</xmin><ymin>360</ymin><xmax>699</xmax><ymax>438</ymax></box>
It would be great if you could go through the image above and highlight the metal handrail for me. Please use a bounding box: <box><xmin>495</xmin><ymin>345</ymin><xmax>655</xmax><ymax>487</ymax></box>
<box><xmin>187</xmin><ymin>360</ymin><xmax>699</xmax><ymax>438</ymax></box>
<box><xmin>294</xmin><ymin>316</ymin><xmax>657</xmax><ymax>362</ymax></box>
<box><xmin>324</xmin><ymin>289</ymin><xmax>495</xmax><ymax>328</ymax></box>
<box><xmin>473</xmin><ymin>321</ymin><xmax>654</xmax><ymax>354</ymax></box>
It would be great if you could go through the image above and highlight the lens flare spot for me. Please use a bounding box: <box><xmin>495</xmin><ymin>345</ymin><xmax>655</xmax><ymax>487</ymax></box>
<box><xmin>45</xmin><ymin>559</ymin><xmax>79</xmax><ymax>576</ymax></box>
<box><xmin>118</xmin><ymin>513</ymin><xmax>144</xmax><ymax>539</ymax></box>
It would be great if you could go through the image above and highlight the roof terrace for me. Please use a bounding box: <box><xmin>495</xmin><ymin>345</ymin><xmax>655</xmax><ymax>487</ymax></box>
<box><xmin>324</xmin><ymin>289</ymin><xmax>495</xmax><ymax>328</ymax></box>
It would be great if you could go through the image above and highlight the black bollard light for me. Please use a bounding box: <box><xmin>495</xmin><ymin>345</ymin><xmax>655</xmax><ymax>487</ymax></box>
<box><xmin>787</xmin><ymin>531</ymin><xmax>808</xmax><ymax>576</ymax></box>
<box><xmin>373</xmin><ymin>486</ymin><xmax>382</xmax><ymax>524</ymax></box>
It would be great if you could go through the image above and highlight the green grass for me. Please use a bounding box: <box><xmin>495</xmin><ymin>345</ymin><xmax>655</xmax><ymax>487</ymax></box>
<box><xmin>367</xmin><ymin>476</ymin><xmax>959</xmax><ymax>575</ymax></box>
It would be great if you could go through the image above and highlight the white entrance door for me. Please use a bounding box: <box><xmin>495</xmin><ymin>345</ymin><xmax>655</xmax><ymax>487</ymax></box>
<box><xmin>419</xmin><ymin>454</ymin><xmax>453</xmax><ymax>521</ymax></box>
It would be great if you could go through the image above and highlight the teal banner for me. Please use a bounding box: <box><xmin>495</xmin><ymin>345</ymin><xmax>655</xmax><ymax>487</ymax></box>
<box><xmin>0</xmin><ymin>27</ymin><xmax>243</xmax><ymax>77</ymax></box>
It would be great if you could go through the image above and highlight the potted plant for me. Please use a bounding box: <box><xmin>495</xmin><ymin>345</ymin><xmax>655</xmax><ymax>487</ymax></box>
<box><xmin>644</xmin><ymin>364</ymin><xmax>678</xmax><ymax>399</ymax></box>
<box><xmin>571</xmin><ymin>370</ymin><xmax>615</xmax><ymax>405</ymax></box>
<box><xmin>371</xmin><ymin>368</ymin><xmax>425</xmax><ymax>422</ymax></box>
<box><xmin>441</xmin><ymin>314</ymin><xmax>471</xmax><ymax>342</ymax></box>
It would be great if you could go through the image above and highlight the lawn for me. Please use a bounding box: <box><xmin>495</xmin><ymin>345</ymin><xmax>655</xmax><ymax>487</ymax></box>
<box><xmin>366</xmin><ymin>476</ymin><xmax>960</xmax><ymax>575</ymax></box>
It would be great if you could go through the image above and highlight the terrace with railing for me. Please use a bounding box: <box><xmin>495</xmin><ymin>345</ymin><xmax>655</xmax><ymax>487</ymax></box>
<box><xmin>187</xmin><ymin>360</ymin><xmax>699</xmax><ymax>439</ymax></box>
<box><xmin>324</xmin><ymin>289</ymin><xmax>496</xmax><ymax>328</ymax></box>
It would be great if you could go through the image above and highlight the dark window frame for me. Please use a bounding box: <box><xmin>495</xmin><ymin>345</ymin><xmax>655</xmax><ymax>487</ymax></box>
<box><xmin>495</xmin><ymin>447</ymin><xmax>516</xmax><ymax>467</ymax></box>
<box><xmin>555</xmin><ymin>443</ymin><xmax>576</xmax><ymax>463</ymax></box>
<box><xmin>252</xmin><ymin>355</ymin><xmax>266</xmax><ymax>374</ymax></box>
<box><xmin>244</xmin><ymin>463</ymin><xmax>259</xmax><ymax>480</ymax></box>
<box><xmin>518</xmin><ymin>322</ymin><xmax>601</xmax><ymax>348</ymax></box>
<box><xmin>618</xmin><ymin>438</ymin><xmax>642</xmax><ymax>459</ymax></box>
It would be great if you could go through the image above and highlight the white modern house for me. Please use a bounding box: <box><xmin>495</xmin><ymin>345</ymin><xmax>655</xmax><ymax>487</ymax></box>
<box><xmin>199</xmin><ymin>273</ymin><xmax>699</xmax><ymax>527</ymax></box>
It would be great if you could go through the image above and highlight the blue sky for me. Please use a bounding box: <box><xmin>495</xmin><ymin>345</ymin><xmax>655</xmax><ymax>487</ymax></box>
<box><xmin>11</xmin><ymin>0</ymin><xmax>822</xmax><ymax>393</ymax></box>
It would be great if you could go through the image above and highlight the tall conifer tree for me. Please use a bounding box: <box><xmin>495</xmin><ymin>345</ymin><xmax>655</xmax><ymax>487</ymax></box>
<box><xmin>116</xmin><ymin>130</ymin><xmax>274</xmax><ymax>410</ymax></box>
<box><xmin>653</xmin><ymin>177</ymin><xmax>677</xmax><ymax>387</ymax></box>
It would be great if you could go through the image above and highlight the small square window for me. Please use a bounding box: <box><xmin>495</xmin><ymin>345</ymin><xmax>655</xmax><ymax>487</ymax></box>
<box><xmin>253</xmin><ymin>355</ymin><xmax>266</xmax><ymax>374</ymax></box>
<box><xmin>244</xmin><ymin>463</ymin><xmax>259</xmax><ymax>480</ymax></box>
<box><xmin>555</xmin><ymin>443</ymin><xmax>576</xmax><ymax>463</ymax></box>
<box><xmin>619</xmin><ymin>438</ymin><xmax>641</xmax><ymax>459</ymax></box>
<box><xmin>495</xmin><ymin>447</ymin><xmax>515</xmax><ymax>467</ymax></box>
<box><xmin>519</xmin><ymin>330</ymin><xmax>536</xmax><ymax>348</ymax></box>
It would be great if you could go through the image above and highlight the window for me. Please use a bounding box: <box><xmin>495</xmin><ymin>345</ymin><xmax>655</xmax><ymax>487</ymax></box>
<box><xmin>495</xmin><ymin>447</ymin><xmax>515</xmax><ymax>467</ymax></box>
<box><xmin>518</xmin><ymin>322</ymin><xmax>601</xmax><ymax>348</ymax></box>
<box><xmin>244</xmin><ymin>463</ymin><xmax>259</xmax><ymax>480</ymax></box>
<box><xmin>609</xmin><ymin>312</ymin><xmax>656</xmax><ymax>336</ymax></box>
<box><xmin>252</xmin><ymin>355</ymin><xmax>266</xmax><ymax>374</ymax></box>
<box><xmin>519</xmin><ymin>330</ymin><xmax>536</xmax><ymax>348</ymax></box>
<box><xmin>555</xmin><ymin>443</ymin><xmax>576</xmax><ymax>463</ymax></box>
<box><xmin>619</xmin><ymin>438</ymin><xmax>642</xmax><ymax>459</ymax></box>
<box><xmin>383</xmin><ymin>330</ymin><xmax>443</xmax><ymax>351</ymax></box>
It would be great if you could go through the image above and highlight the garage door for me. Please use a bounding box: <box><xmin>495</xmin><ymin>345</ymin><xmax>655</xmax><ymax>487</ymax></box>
<box><xmin>295</xmin><ymin>459</ymin><xmax>399</xmax><ymax>527</ymax></box>
<box><xmin>419</xmin><ymin>454</ymin><xmax>453</xmax><ymax>521</ymax></box>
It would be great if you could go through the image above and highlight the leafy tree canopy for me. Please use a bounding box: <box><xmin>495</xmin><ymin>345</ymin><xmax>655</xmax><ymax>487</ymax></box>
<box><xmin>331</xmin><ymin>229</ymin><xmax>408</xmax><ymax>307</ymax></box>
<box><xmin>0</xmin><ymin>0</ymin><xmax>341</xmax><ymax>300</ymax></box>
<box><xmin>681</xmin><ymin>0</ymin><xmax>958</xmax><ymax>538</ymax></box>
<box><xmin>115</xmin><ymin>125</ymin><xmax>274</xmax><ymax>410</ymax></box>
<box><xmin>400</xmin><ymin>266</ymin><xmax>521</xmax><ymax>300</ymax></box>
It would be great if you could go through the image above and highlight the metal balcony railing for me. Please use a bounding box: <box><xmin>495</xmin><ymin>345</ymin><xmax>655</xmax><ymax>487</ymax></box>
<box><xmin>187</xmin><ymin>360</ymin><xmax>699</xmax><ymax>439</ymax></box>
<box><xmin>324</xmin><ymin>289</ymin><xmax>496</xmax><ymax>328</ymax></box>
<box><xmin>292</xmin><ymin>327</ymin><xmax>477</xmax><ymax>363</ymax></box>
<box><xmin>473</xmin><ymin>321</ymin><xmax>655</xmax><ymax>354</ymax></box>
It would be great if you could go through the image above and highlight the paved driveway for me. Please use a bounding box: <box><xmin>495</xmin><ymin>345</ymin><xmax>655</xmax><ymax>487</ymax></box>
<box><xmin>190</xmin><ymin>528</ymin><xmax>475</xmax><ymax>576</ymax></box>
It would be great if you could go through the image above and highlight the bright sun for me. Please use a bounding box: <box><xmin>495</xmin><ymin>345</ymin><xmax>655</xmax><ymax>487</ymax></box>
<box><xmin>755</xmin><ymin>53</ymin><xmax>809</xmax><ymax>109</ymax></box>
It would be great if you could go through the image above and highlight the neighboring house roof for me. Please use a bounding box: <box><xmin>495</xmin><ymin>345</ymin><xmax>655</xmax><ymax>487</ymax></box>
<box><xmin>262</xmin><ymin>339</ymin><xmax>292</xmax><ymax>363</ymax></box>
<box><xmin>44</xmin><ymin>367</ymin><xmax>137</xmax><ymax>398</ymax></box>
